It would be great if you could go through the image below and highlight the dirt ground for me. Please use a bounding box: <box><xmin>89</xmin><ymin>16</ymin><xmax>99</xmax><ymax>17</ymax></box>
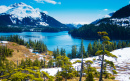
<box><xmin>0</xmin><ymin>42</ymin><xmax>52</xmax><ymax>64</ymax></box>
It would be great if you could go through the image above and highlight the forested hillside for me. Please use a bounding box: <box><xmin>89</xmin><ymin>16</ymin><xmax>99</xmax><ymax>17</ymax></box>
<box><xmin>69</xmin><ymin>23</ymin><xmax>130</xmax><ymax>40</ymax></box>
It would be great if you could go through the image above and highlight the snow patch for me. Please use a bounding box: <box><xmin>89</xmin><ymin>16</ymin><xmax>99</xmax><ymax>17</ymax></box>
<box><xmin>0</xmin><ymin>2</ymin><xmax>42</xmax><ymax>21</ymax></box>
<box><xmin>39</xmin><ymin>22</ymin><xmax>49</xmax><ymax>26</ymax></box>
<box><xmin>40</xmin><ymin>67</ymin><xmax>62</xmax><ymax>76</ymax></box>
<box><xmin>39</xmin><ymin>47</ymin><xmax>130</xmax><ymax>81</ymax></box>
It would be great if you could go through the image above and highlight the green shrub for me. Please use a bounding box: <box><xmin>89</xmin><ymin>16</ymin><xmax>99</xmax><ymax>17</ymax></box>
<box><xmin>33</xmin><ymin>78</ymin><xmax>43</xmax><ymax>81</ymax></box>
<box><xmin>85</xmin><ymin>72</ymin><xmax>95</xmax><ymax>81</ymax></box>
<box><xmin>55</xmin><ymin>76</ymin><xmax>63</xmax><ymax>81</ymax></box>
<box><xmin>109</xmin><ymin>76</ymin><xmax>115</xmax><ymax>80</ymax></box>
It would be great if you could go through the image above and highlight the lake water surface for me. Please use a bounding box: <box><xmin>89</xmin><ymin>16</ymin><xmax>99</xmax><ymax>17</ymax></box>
<box><xmin>0</xmin><ymin>31</ymin><xmax>119</xmax><ymax>54</ymax></box>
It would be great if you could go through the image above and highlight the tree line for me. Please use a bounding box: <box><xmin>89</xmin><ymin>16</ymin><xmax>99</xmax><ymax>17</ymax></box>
<box><xmin>63</xmin><ymin>40</ymin><xmax>130</xmax><ymax>59</ymax></box>
<box><xmin>0</xmin><ymin>25</ymin><xmax>22</xmax><ymax>32</ymax></box>
<box><xmin>69</xmin><ymin>23</ymin><xmax>130</xmax><ymax>40</ymax></box>
<box><xmin>0</xmin><ymin>35</ymin><xmax>47</xmax><ymax>53</ymax></box>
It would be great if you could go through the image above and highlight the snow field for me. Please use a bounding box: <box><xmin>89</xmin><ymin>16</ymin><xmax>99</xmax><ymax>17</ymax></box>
<box><xmin>39</xmin><ymin>47</ymin><xmax>130</xmax><ymax>81</ymax></box>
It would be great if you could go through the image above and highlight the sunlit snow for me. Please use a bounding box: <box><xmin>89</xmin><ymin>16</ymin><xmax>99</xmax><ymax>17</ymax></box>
<box><xmin>40</xmin><ymin>47</ymin><xmax>130</xmax><ymax>81</ymax></box>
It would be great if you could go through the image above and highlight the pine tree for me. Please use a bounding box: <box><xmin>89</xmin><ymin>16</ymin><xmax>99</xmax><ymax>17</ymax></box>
<box><xmin>72</xmin><ymin>45</ymin><xmax>77</xmax><ymax>58</ymax></box>
<box><xmin>87</xmin><ymin>43</ymin><xmax>93</xmax><ymax>56</ymax></box>
<box><xmin>28</xmin><ymin>58</ymin><xmax>33</xmax><ymax>67</ymax></box>
<box><xmin>85</xmin><ymin>72</ymin><xmax>95</xmax><ymax>81</ymax></box>
<box><xmin>114</xmin><ymin>41</ymin><xmax>117</xmax><ymax>50</ymax></box>
<box><xmin>48</xmin><ymin>59</ymin><xmax>53</xmax><ymax>68</ymax></box>
<box><xmin>92</xmin><ymin>41</ymin><xmax>98</xmax><ymax>56</ymax></box>
<box><xmin>117</xmin><ymin>40</ymin><xmax>122</xmax><ymax>49</ymax></box>
<box><xmin>122</xmin><ymin>41</ymin><xmax>126</xmax><ymax>48</ymax></box>
<box><xmin>53</xmin><ymin>49</ymin><xmax>57</xmax><ymax>58</ymax></box>
<box><xmin>78</xmin><ymin>40</ymin><xmax>84</xmax><ymax>58</ymax></box>
<box><xmin>33</xmin><ymin>58</ymin><xmax>40</xmax><ymax>67</ymax></box>
<box><xmin>56</xmin><ymin>47</ymin><xmax>60</xmax><ymax>57</ymax></box>
<box><xmin>96</xmin><ymin>31</ymin><xmax>117</xmax><ymax>81</ymax></box>
<box><xmin>61</xmin><ymin>48</ymin><xmax>64</xmax><ymax>56</ymax></box>
<box><xmin>63</xmin><ymin>49</ymin><xmax>66</xmax><ymax>56</ymax></box>
<box><xmin>79</xmin><ymin>39</ymin><xmax>84</xmax><ymax>81</ymax></box>
<box><xmin>40</xmin><ymin>59</ymin><xmax>44</xmax><ymax>68</ymax></box>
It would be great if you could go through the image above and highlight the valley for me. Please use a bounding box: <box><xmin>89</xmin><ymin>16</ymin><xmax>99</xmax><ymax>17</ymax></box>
<box><xmin>0</xmin><ymin>1</ymin><xmax>130</xmax><ymax>81</ymax></box>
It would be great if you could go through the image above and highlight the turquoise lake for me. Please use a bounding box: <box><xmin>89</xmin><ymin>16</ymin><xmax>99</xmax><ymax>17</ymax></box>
<box><xmin>0</xmin><ymin>31</ymin><xmax>121</xmax><ymax>54</ymax></box>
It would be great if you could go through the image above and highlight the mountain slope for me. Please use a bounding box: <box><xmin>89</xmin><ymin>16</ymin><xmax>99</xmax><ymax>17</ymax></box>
<box><xmin>0</xmin><ymin>2</ymin><xmax>69</xmax><ymax>30</ymax></box>
<box><xmin>91</xmin><ymin>12</ymin><xmax>114</xmax><ymax>24</ymax></box>
<box><xmin>112</xmin><ymin>4</ymin><xmax>130</xmax><ymax>18</ymax></box>
<box><xmin>66</xmin><ymin>23</ymin><xmax>83</xmax><ymax>28</ymax></box>
<box><xmin>69</xmin><ymin>4</ymin><xmax>130</xmax><ymax>40</ymax></box>
<box><xmin>91</xmin><ymin>4</ymin><xmax>130</xmax><ymax>27</ymax></box>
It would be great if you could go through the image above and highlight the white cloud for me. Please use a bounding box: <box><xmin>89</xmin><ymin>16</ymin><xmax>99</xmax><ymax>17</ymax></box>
<box><xmin>104</xmin><ymin>9</ymin><xmax>108</xmax><ymax>11</ymax></box>
<box><xmin>34</xmin><ymin>0</ymin><xmax>44</xmax><ymax>4</ymax></box>
<box><xmin>58</xmin><ymin>2</ymin><xmax>61</xmax><ymax>5</ymax></box>
<box><xmin>43</xmin><ymin>11</ymin><xmax>48</xmax><ymax>14</ymax></box>
<box><xmin>34</xmin><ymin>0</ymin><xmax>61</xmax><ymax>4</ymax></box>
<box><xmin>44</xmin><ymin>0</ymin><xmax>56</xmax><ymax>4</ymax></box>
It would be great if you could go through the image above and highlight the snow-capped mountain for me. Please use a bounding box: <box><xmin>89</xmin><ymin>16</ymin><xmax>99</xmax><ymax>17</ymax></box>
<box><xmin>6</xmin><ymin>2</ymin><xmax>41</xmax><ymax>20</ymax></box>
<box><xmin>91</xmin><ymin>4</ymin><xmax>130</xmax><ymax>27</ymax></box>
<box><xmin>104</xmin><ymin>12</ymin><xmax>115</xmax><ymax>18</ymax></box>
<box><xmin>0</xmin><ymin>2</ymin><xmax>67</xmax><ymax>28</ymax></box>
<box><xmin>91</xmin><ymin>12</ymin><xmax>115</xmax><ymax>24</ymax></box>
<box><xmin>66</xmin><ymin>23</ymin><xmax>83</xmax><ymax>28</ymax></box>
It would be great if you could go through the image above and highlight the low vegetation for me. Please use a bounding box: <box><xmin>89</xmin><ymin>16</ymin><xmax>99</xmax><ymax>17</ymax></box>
<box><xmin>0</xmin><ymin>31</ymin><xmax>129</xmax><ymax>81</ymax></box>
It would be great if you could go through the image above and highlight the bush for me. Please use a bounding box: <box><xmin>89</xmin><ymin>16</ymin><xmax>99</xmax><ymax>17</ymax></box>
<box><xmin>2</xmin><ymin>79</ymin><xmax>8</xmax><ymax>81</ymax></box>
<box><xmin>48</xmin><ymin>76</ymin><xmax>54</xmax><ymax>81</ymax></box>
<box><xmin>33</xmin><ymin>78</ymin><xmax>43</xmax><ymax>81</ymax></box>
<box><xmin>109</xmin><ymin>76</ymin><xmax>115</xmax><ymax>80</ymax></box>
<box><xmin>55</xmin><ymin>76</ymin><xmax>63</xmax><ymax>81</ymax></box>
<box><xmin>85</xmin><ymin>72</ymin><xmax>95</xmax><ymax>81</ymax></box>
<box><xmin>73</xmin><ymin>60</ymin><xmax>81</xmax><ymax>64</ymax></box>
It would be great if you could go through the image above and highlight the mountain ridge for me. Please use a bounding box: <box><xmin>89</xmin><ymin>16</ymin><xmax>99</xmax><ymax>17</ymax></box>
<box><xmin>0</xmin><ymin>2</ymin><xmax>72</xmax><ymax>31</ymax></box>
<box><xmin>69</xmin><ymin>4</ymin><xmax>130</xmax><ymax>40</ymax></box>
<box><xmin>91</xmin><ymin>4</ymin><xmax>130</xmax><ymax>27</ymax></box>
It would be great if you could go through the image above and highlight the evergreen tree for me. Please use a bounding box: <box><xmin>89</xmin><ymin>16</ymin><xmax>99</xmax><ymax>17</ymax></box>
<box><xmin>63</xmin><ymin>49</ymin><xmax>66</xmax><ymax>56</ymax></box>
<box><xmin>78</xmin><ymin>40</ymin><xmax>85</xmax><ymax>58</ymax></box>
<box><xmin>20</xmin><ymin>59</ymin><xmax>26</xmax><ymax>69</ymax></box>
<box><xmin>114</xmin><ymin>41</ymin><xmax>117</xmax><ymax>50</ymax></box>
<box><xmin>122</xmin><ymin>41</ymin><xmax>126</xmax><ymax>48</ymax></box>
<box><xmin>71</xmin><ymin>45</ymin><xmax>77</xmax><ymax>58</ymax></box>
<box><xmin>40</xmin><ymin>59</ymin><xmax>44</xmax><ymax>68</ymax></box>
<box><xmin>33</xmin><ymin>58</ymin><xmax>40</xmax><ymax>67</ymax></box>
<box><xmin>85</xmin><ymin>72</ymin><xmax>95</xmax><ymax>81</ymax></box>
<box><xmin>56</xmin><ymin>47</ymin><xmax>60</xmax><ymax>57</ymax></box>
<box><xmin>87</xmin><ymin>43</ymin><xmax>93</xmax><ymax>56</ymax></box>
<box><xmin>79</xmin><ymin>39</ymin><xmax>84</xmax><ymax>81</ymax></box>
<box><xmin>117</xmin><ymin>40</ymin><xmax>122</xmax><ymax>49</ymax></box>
<box><xmin>53</xmin><ymin>49</ymin><xmax>57</xmax><ymax>58</ymax></box>
<box><xmin>48</xmin><ymin>59</ymin><xmax>53</xmax><ymax>68</ymax></box>
<box><xmin>92</xmin><ymin>41</ymin><xmax>98</xmax><ymax>56</ymax></box>
<box><xmin>28</xmin><ymin>58</ymin><xmax>33</xmax><ymax>67</ymax></box>
<box><xmin>96</xmin><ymin>31</ymin><xmax>117</xmax><ymax>81</ymax></box>
<box><xmin>60</xmin><ymin>48</ymin><xmax>66</xmax><ymax>56</ymax></box>
<box><xmin>60</xmin><ymin>48</ymin><xmax>64</xmax><ymax>56</ymax></box>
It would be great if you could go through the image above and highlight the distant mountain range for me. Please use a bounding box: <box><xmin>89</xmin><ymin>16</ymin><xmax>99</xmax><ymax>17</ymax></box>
<box><xmin>66</xmin><ymin>23</ymin><xmax>83</xmax><ymax>28</ymax></box>
<box><xmin>69</xmin><ymin>4</ymin><xmax>130</xmax><ymax>40</ymax></box>
<box><xmin>0</xmin><ymin>2</ymin><xmax>75</xmax><ymax>31</ymax></box>
<box><xmin>91</xmin><ymin>4</ymin><xmax>130</xmax><ymax>27</ymax></box>
<box><xmin>91</xmin><ymin>12</ymin><xmax>115</xmax><ymax>24</ymax></box>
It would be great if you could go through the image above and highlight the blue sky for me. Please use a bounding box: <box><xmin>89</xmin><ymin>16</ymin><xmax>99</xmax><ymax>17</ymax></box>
<box><xmin>0</xmin><ymin>0</ymin><xmax>130</xmax><ymax>24</ymax></box>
